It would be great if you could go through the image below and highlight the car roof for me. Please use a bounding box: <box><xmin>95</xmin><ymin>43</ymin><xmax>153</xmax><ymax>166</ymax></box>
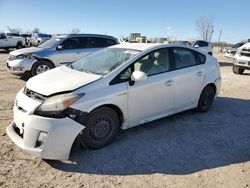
<box><xmin>54</xmin><ymin>34</ymin><xmax>118</xmax><ymax>40</ymax></box>
<box><xmin>110</xmin><ymin>43</ymin><xmax>196</xmax><ymax>51</ymax></box>
<box><xmin>110</xmin><ymin>43</ymin><xmax>161</xmax><ymax>51</ymax></box>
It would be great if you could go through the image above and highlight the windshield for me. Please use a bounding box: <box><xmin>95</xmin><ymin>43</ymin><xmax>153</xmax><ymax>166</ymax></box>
<box><xmin>38</xmin><ymin>33</ymin><xmax>51</xmax><ymax>38</ymax></box>
<box><xmin>232</xmin><ymin>43</ymin><xmax>244</xmax><ymax>49</ymax></box>
<box><xmin>71</xmin><ymin>47</ymin><xmax>140</xmax><ymax>75</ymax></box>
<box><xmin>38</xmin><ymin>38</ymin><xmax>62</xmax><ymax>48</ymax></box>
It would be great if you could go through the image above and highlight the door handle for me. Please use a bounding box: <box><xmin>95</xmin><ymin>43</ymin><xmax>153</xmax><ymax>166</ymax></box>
<box><xmin>196</xmin><ymin>71</ymin><xmax>203</xmax><ymax>76</ymax></box>
<box><xmin>165</xmin><ymin>80</ymin><xmax>174</xmax><ymax>86</ymax></box>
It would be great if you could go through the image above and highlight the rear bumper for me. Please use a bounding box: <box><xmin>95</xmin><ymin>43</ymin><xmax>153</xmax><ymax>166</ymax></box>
<box><xmin>214</xmin><ymin>77</ymin><xmax>222</xmax><ymax>97</ymax></box>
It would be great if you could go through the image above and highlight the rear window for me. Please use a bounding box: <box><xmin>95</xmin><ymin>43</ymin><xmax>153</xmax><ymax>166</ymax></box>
<box><xmin>173</xmin><ymin>48</ymin><xmax>197</xmax><ymax>69</ymax></box>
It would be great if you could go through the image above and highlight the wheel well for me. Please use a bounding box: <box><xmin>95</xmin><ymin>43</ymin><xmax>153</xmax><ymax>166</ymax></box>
<box><xmin>35</xmin><ymin>58</ymin><xmax>55</xmax><ymax>68</ymax></box>
<box><xmin>205</xmin><ymin>83</ymin><xmax>216</xmax><ymax>94</ymax></box>
<box><xmin>17</xmin><ymin>41</ymin><xmax>23</xmax><ymax>45</ymax></box>
<box><xmin>90</xmin><ymin>104</ymin><xmax>124</xmax><ymax>125</ymax></box>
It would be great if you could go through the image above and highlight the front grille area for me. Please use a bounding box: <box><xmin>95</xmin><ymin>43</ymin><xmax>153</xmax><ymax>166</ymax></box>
<box><xmin>241</xmin><ymin>52</ymin><xmax>250</xmax><ymax>57</ymax></box>
<box><xmin>242</xmin><ymin>48</ymin><xmax>250</xmax><ymax>52</ymax></box>
<box><xmin>23</xmin><ymin>87</ymin><xmax>47</xmax><ymax>102</ymax></box>
<box><xmin>241</xmin><ymin>48</ymin><xmax>250</xmax><ymax>57</ymax></box>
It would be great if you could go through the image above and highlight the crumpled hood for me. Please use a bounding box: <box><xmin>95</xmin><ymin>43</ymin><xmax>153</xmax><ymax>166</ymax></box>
<box><xmin>9</xmin><ymin>47</ymin><xmax>44</xmax><ymax>56</ymax></box>
<box><xmin>26</xmin><ymin>65</ymin><xmax>102</xmax><ymax>96</ymax></box>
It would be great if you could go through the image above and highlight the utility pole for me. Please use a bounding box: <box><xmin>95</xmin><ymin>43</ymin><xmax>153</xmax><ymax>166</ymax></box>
<box><xmin>218</xmin><ymin>29</ymin><xmax>222</xmax><ymax>52</ymax></box>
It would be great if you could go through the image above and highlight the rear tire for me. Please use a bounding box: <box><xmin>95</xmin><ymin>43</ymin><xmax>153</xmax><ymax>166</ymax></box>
<box><xmin>16</xmin><ymin>42</ymin><xmax>23</xmax><ymax>49</ymax></box>
<box><xmin>79</xmin><ymin>107</ymin><xmax>119</xmax><ymax>149</ymax></box>
<box><xmin>233</xmin><ymin>65</ymin><xmax>244</xmax><ymax>74</ymax></box>
<box><xmin>196</xmin><ymin>86</ymin><xmax>215</xmax><ymax>112</ymax></box>
<box><xmin>31</xmin><ymin>60</ymin><xmax>54</xmax><ymax>76</ymax></box>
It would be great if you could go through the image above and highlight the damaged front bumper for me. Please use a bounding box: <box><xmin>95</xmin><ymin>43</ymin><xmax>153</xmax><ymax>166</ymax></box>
<box><xmin>6</xmin><ymin>90</ymin><xmax>85</xmax><ymax>160</ymax></box>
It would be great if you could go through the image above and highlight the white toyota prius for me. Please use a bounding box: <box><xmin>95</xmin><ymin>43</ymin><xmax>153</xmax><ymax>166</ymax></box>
<box><xmin>7</xmin><ymin>43</ymin><xmax>221</xmax><ymax>160</ymax></box>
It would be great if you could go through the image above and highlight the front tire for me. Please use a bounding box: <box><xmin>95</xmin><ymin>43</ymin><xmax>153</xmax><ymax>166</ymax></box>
<box><xmin>31</xmin><ymin>60</ymin><xmax>54</xmax><ymax>76</ymax></box>
<box><xmin>196</xmin><ymin>86</ymin><xmax>215</xmax><ymax>112</ymax></box>
<box><xmin>80</xmin><ymin>107</ymin><xmax>120</xmax><ymax>149</ymax></box>
<box><xmin>233</xmin><ymin>65</ymin><xmax>244</xmax><ymax>75</ymax></box>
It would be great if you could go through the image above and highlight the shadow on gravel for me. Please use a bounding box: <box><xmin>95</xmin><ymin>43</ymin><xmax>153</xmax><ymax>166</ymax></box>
<box><xmin>219</xmin><ymin>62</ymin><xmax>232</xmax><ymax>67</ymax></box>
<box><xmin>47</xmin><ymin>97</ymin><xmax>250</xmax><ymax>175</ymax></box>
<box><xmin>0</xmin><ymin>50</ymin><xmax>9</xmax><ymax>54</ymax></box>
<box><xmin>19</xmin><ymin>72</ymin><xmax>32</xmax><ymax>81</ymax></box>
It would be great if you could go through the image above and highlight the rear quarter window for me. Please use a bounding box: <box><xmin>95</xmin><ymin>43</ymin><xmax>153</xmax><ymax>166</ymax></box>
<box><xmin>196</xmin><ymin>52</ymin><xmax>206</xmax><ymax>64</ymax></box>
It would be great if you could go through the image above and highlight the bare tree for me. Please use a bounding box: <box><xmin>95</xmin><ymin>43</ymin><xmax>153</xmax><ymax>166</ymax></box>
<box><xmin>6</xmin><ymin>26</ymin><xmax>22</xmax><ymax>33</ymax></box>
<box><xmin>32</xmin><ymin>28</ymin><xmax>40</xmax><ymax>33</ymax></box>
<box><xmin>196</xmin><ymin>16</ymin><xmax>214</xmax><ymax>41</ymax></box>
<box><xmin>70</xmin><ymin>28</ymin><xmax>81</xmax><ymax>34</ymax></box>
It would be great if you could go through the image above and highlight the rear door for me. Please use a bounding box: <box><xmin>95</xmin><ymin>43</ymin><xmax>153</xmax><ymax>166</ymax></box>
<box><xmin>170</xmin><ymin>47</ymin><xmax>205</xmax><ymax>110</ymax></box>
<box><xmin>83</xmin><ymin>37</ymin><xmax>117</xmax><ymax>56</ymax></box>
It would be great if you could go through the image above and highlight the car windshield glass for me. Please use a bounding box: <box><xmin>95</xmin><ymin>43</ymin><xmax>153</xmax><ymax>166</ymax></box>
<box><xmin>70</xmin><ymin>47</ymin><xmax>140</xmax><ymax>75</ymax></box>
<box><xmin>38</xmin><ymin>38</ymin><xmax>61</xmax><ymax>48</ymax></box>
<box><xmin>232</xmin><ymin>43</ymin><xmax>244</xmax><ymax>48</ymax></box>
<box><xmin>38</xmin><ymin>34</ymin><xmax>51</xmax><ymax>37</ymax></box>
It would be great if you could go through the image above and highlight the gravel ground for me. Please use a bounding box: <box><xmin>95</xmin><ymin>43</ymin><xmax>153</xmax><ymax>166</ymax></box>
<box><xmin>0</xmin><ymin>50</ymin><xmax>249</xmax><ymax>188</ymax></box>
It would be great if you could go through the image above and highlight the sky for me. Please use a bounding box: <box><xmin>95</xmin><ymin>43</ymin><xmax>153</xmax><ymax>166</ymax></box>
<box><xmin>0</xmin><ymin>0</ymin><xmax>249</xmax><ymax>43</ymax></box>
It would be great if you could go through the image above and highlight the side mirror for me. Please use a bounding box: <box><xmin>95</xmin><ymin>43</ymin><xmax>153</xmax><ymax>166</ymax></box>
<box><xmin>131</xmin><ymin>71</ymin><xmax>147</xmax><ymax>82</ymax></box>
<box><xmin>57</xmin><ymin>45</ymin><xmax>63</xmax><ymax>50</ymax></box>
<box><xmin>194</xmin><ymin>45</ymin><xmax>199</xmax><ymax>48</ymax></box>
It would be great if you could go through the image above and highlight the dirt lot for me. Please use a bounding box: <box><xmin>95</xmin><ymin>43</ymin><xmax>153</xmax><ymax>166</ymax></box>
<box><xmin>0</xmin><ymin>50</ymin><xmax>249</xmax><ymax>188</ymax></box>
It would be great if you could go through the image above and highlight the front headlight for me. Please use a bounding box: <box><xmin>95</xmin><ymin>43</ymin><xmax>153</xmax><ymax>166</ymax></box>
<box><xmin>35</xmin><ymin>93</ymin><xmax>84</xmax><ymax>116</ymax></box>
<box><xmin>16</xmin><ymin>54</ymin><xmax>28</xmax><ymax>59</ymax></box>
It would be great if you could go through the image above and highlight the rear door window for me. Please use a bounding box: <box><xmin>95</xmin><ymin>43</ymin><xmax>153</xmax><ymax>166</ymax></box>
<box><xmin>173</xmin><ymin>48</ymin><xmax>197</xmax><ymax>69</ymax></box>
<box><xmin>198</xmin><ymin>41</ymin><xmax>208</xmax><ymax>47</ymax></box>
<box><xmin>88</xmin><ymin>37</ymin><xmax>117</xmax><ymax>48</ymax></box>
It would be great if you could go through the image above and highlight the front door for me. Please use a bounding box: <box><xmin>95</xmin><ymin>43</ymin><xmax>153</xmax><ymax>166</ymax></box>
<box><xmin>127</xmin><ymin>48</ymin><xmax>175</xmax><ymax>125</ymax></box>
<box><xmin>0</xmin><ymin>34</ymin><xmax>9</xmax><ymax>48</ymax></box>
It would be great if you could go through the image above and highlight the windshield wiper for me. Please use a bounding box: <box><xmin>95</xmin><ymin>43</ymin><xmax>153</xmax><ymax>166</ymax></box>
<box><xmin>80</xmin><ymin>69</ymin><xmax>101</xmax><ymax>75</ymax></box>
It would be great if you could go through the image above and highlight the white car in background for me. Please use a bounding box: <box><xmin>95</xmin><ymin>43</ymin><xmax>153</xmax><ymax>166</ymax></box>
<box><xmin>0</xmin><ymin>32</ymin><xmax>25</xmax><ymax>50</ymax></box>
<box><xmin>30</xmin><ymin>33</ymin><xmax>52</xmax><ymax>46</ymax></box>
<box><xmin>225</xmin><ymin>42</ymin><xmax>245</xmax><ymax>59</ymax></box>
<box><xmin>6</xmin><ymin>43</ymin><xmax>221</xmax><ymax>160</ymax></box>
<box><xmin>177</xmin><ymin>40</ymin><xmax>213</xmax><ymax>55</ymax></box>
<box><xmin>233</xmin><ymin>42</ymin><xmax>250</xmax><ymax>74</ymax></box>
<box><xmin>191</xmin><ymin>40</ymin><xmax>213</xmax><ymax>55</ymax></box>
